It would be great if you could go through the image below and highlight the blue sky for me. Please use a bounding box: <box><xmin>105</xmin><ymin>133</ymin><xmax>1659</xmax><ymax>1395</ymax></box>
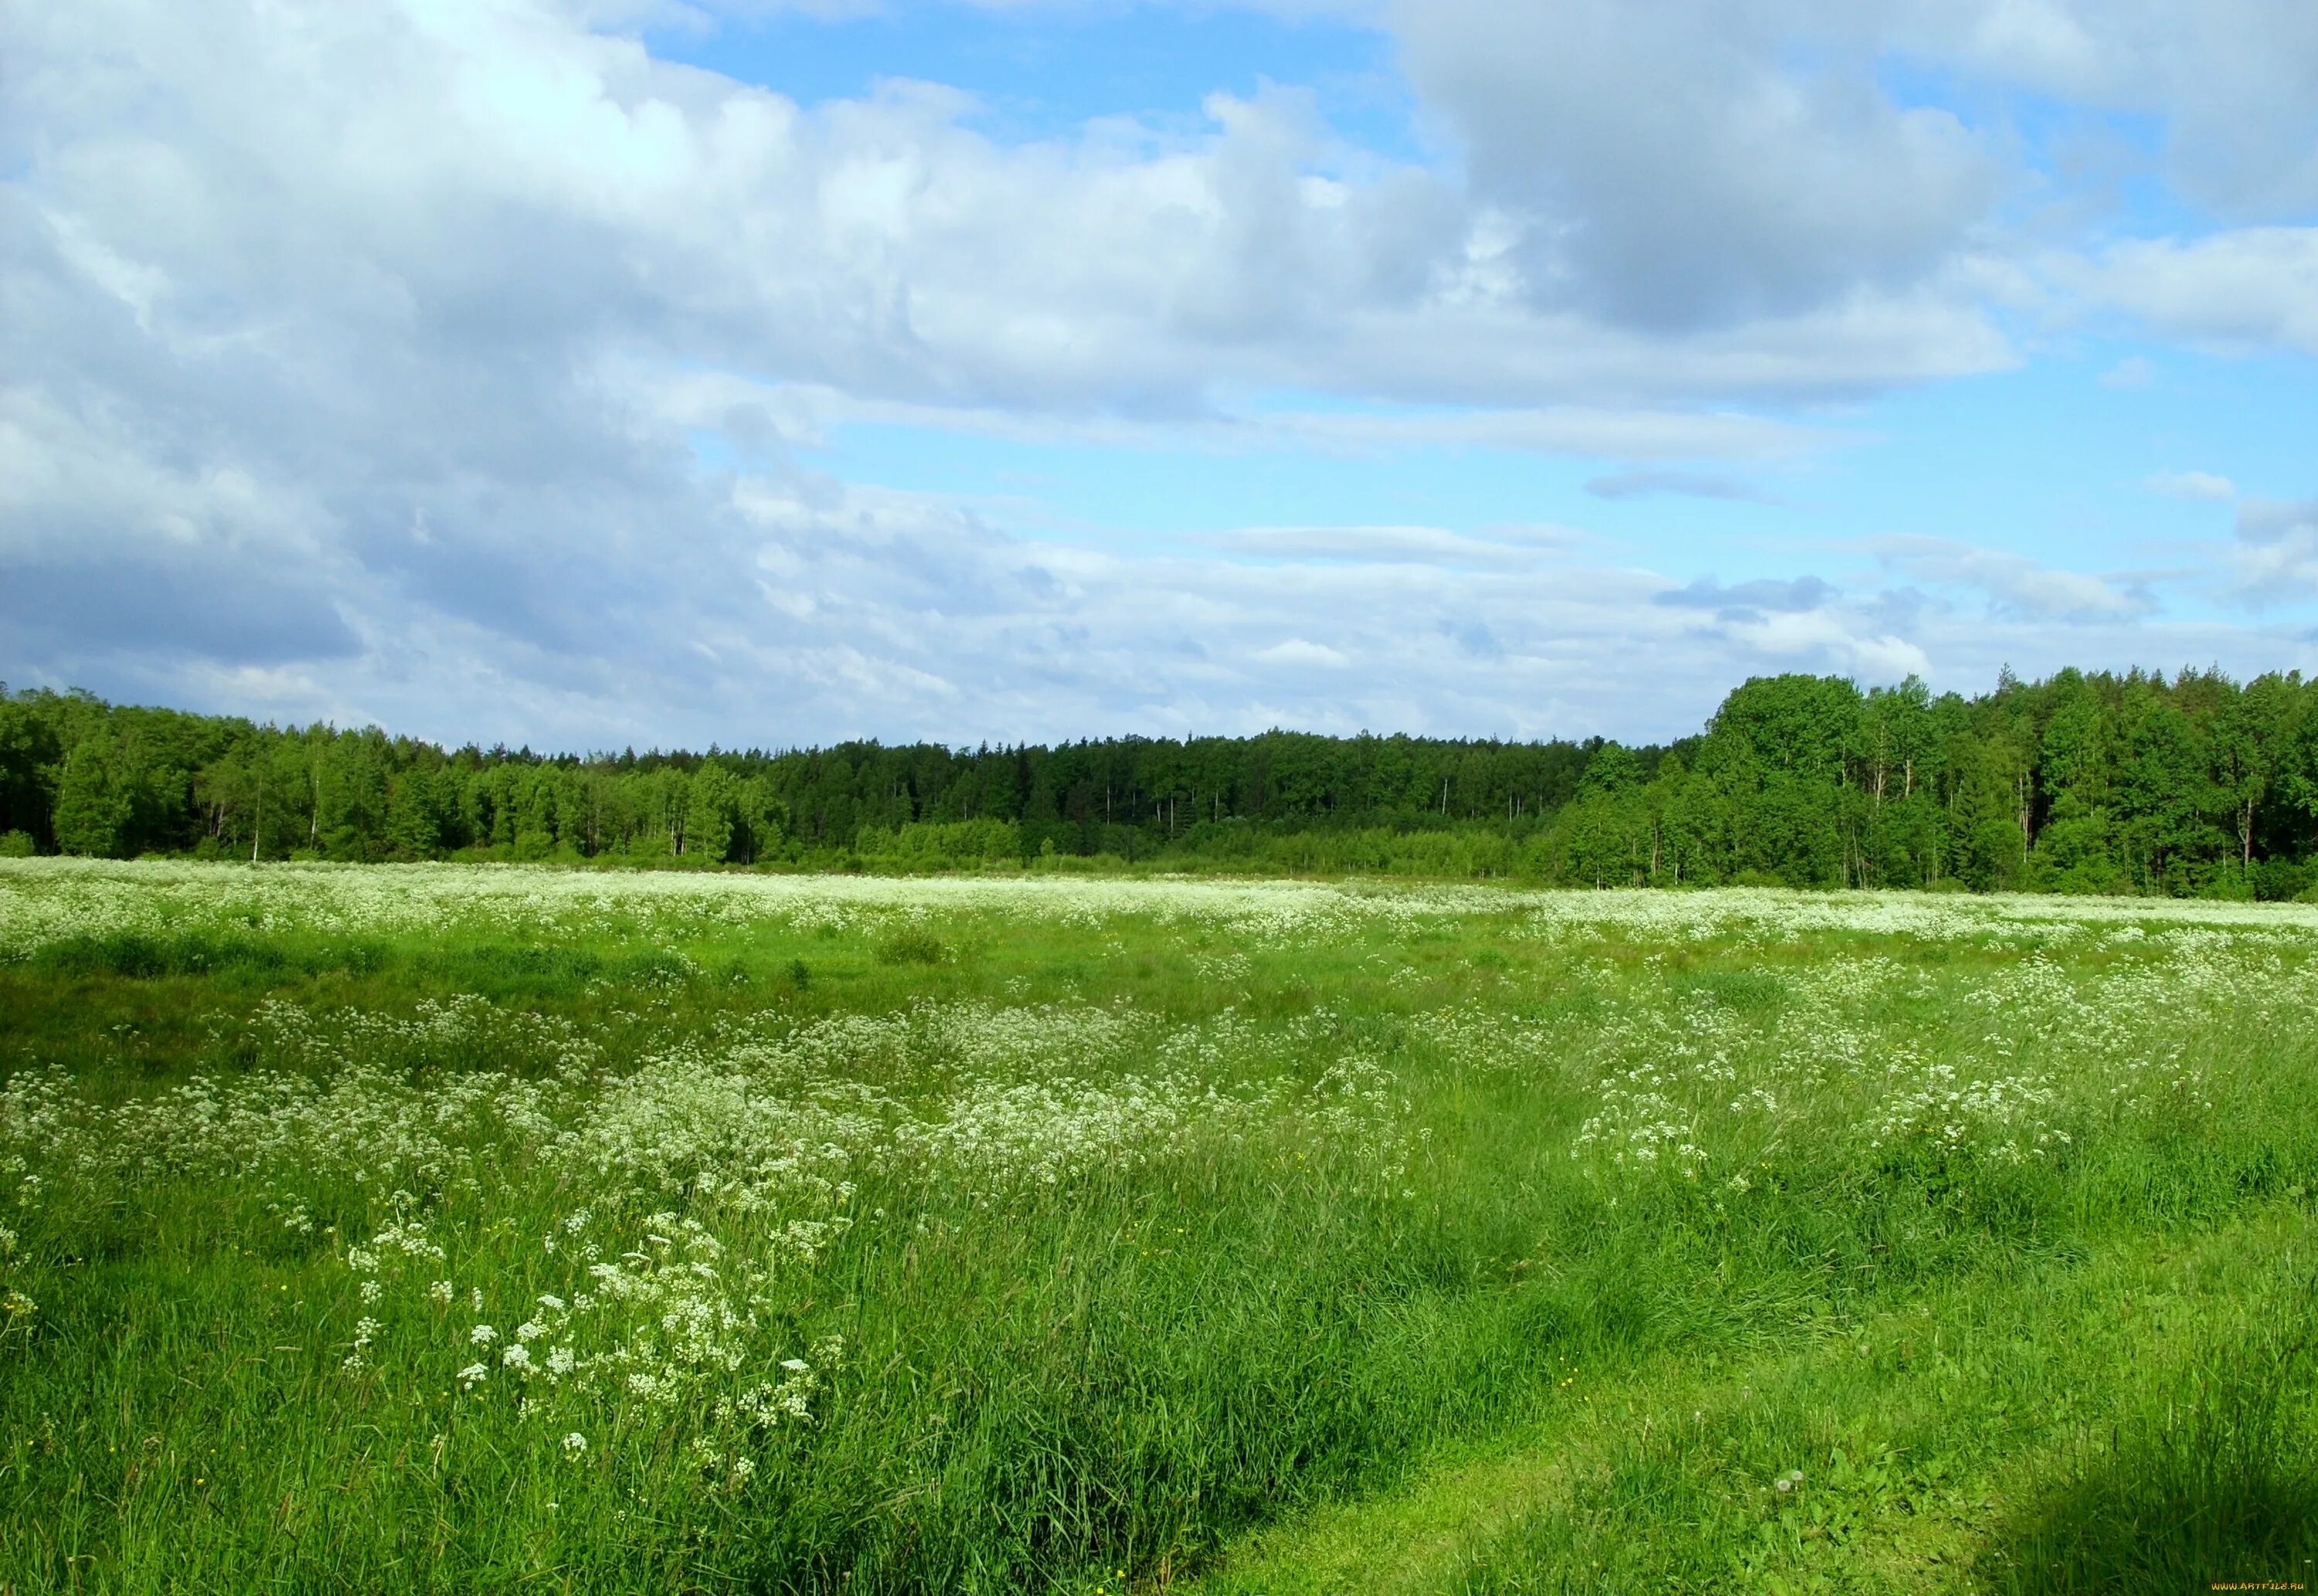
<box><xmin>6</xmin><ymin>0</ymin><xmax>2318</xmax><ymax>749</ymax></box>
<box><xmin>649</xmin><ymin>5</ymin><xmax>1420</xmax><ymax>152</ymax></box>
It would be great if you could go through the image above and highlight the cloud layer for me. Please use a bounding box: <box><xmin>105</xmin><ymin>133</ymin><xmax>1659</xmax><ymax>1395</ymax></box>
<box><xmin>4</xmin><ymin>0</ymin><xmax>2316</xmax><ymax>747</ymax></box>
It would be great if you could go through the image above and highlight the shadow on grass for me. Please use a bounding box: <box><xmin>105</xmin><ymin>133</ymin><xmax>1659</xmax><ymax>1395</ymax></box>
<box><xmin>24</xmin><ymin>932</ymin><xmax>725</xmax><ymax>1002</ymax></box>
<box><xmin>29</xmin><ymin>929</ymin><xmax>384</xmax><ymax>980</ymax></box>
<box><xmin>1988</xmin><ymin>1281</ymin><xmax>2318</xmax><ymax>1595</ymax></box>
<box><xmin>1993</xmin><ymin>1464</ymin><xmax>2316</xmax><ymax>1593</ymax></box>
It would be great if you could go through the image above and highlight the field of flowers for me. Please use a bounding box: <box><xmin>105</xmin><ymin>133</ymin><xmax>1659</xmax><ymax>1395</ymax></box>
<box><xmin>3</xmin><ymin>858</ymin><xmax>2316</xmax><ymax>1592</ymax></box>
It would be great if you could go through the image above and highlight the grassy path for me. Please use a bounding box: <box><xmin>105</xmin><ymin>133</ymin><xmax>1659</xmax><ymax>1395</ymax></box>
<box><xmin>1191</xmin><ymin>1203</ymin><xmax>2318</xmax><ymax>1594</ymax></box>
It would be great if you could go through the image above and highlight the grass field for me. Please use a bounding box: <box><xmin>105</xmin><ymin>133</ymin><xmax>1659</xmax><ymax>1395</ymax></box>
<box><xmin>3</xmin><ymin>858</ymin><xmax>2317</xmax><ymax>1593</ymax></box>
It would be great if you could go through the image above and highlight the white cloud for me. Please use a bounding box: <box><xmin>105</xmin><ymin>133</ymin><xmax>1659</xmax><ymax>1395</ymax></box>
<box><xmin>1207</xmin><ymin>525</ymin><xmax>1575</xmax><ymax>569</ymax></box>
<box><xmin>1585</xmin><ymin>470</ymin><xmax>1781</xmax><ymax>504</ymax></box>
<box><xmin>1899</xmin><ymin>0</ymin><xmax>2318</xmax><ymax>219</ymax></box>
<box><xmin>1655</xmin><ymin>577</ymin><xmax>1836</xmax><ymax>615</ymax></box>
<box><xmin>2234</xmin><ymin>498</ymin><xmax>2318</xmax><ymax>602</ymax></box>
<box><xmin>1871</xmin><ymin>535</ymin><xmax>2157</xmax><ymax>620</ymax></box>
<box><xmin>1252</xmin><ymin>638</ymin><xmax>1351</xmax><ymax>667</ymax></box>
<box><xmin>2146</xmin><ymin>470</ymin><xmax>2236</xmax><ymax>501</ymax></box>
<box><xmin>641</xmin><ymin>373</ymin><xmax>1843</xmax><ymax>462</ymax></box>
<box><xmin>1725</xmin><ymin>608</ymin><xmax>1933</xmax><ymax>683</ymax></box>
<box><xmin>2082</xmin><ymin>230</ymin><xmax>2318</xmax><ymax>354</ymax></box>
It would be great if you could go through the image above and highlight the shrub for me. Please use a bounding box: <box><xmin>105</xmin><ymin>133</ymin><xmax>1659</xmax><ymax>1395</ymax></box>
<box><xmin>875</xmin><ymin>925</ymin><xmax>949</xmax><ymax>965</ymax></box>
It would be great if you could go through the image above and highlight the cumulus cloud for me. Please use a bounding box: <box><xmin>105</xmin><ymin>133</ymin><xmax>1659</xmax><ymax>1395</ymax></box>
<box><xmin>1392</xmin><ymin>0</ymin><xmax>2000</xmax><ymax>330</ymax></box>
<box><xmin>1387</xmin><ymin>0</ymin><xmax>2318</xmax><ymax>344</ymax></box>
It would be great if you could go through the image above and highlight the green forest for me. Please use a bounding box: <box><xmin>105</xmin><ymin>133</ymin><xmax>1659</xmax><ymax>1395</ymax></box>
<box><xmin>6</xmin><ymin>666</ymin><xmax>2318</xmax><ymax>897</ymax></box>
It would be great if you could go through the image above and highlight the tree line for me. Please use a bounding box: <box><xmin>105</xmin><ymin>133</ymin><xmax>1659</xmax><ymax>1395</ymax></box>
<box><xmin>5</xmin><ymin>666</ymin><xmax>2318</xmax><ymax>897</ymax></box>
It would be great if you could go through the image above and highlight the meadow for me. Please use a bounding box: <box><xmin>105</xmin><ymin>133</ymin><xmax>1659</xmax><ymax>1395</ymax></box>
<box><xmin>2</xmin><ymin>859</ymin><xmax>2316</xmax><ymax>1593</ymax></box>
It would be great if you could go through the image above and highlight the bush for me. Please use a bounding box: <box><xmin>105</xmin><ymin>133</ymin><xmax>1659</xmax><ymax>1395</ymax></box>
<box><xmin>0</xmin><ymin>830</ymin><xmax>35</xmax><ymax>857</ymax></box>
<box><xmin>2252</xmin><ymin>857</ymin><xmax>2311</xmax><ymax>903</ymax></box>
<box><xmin>875</xmin><ymin>925</ymin><xmax>949</xmax><ymax>965</ymax></box>
<box><xmin>855</xmin><ymin>819</ymin><xmax>1024</xmax><ymax>872</ymax></box>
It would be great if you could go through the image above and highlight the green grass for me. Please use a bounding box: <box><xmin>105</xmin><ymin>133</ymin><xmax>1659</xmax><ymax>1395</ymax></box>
<box><xmin>2</xmin><ymin>861</ymin><xmax>2316</xmax><ymax>1592</ymax></box>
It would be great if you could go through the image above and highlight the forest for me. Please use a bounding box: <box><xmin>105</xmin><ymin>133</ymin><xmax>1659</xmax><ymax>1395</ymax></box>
<box><xmin>4</xmin><ymin>665</ymin><xmax>2318</xmax><ymax>897</ymax></box>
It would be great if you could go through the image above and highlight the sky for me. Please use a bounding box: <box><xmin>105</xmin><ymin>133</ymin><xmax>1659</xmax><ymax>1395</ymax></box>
<box><xmin>5</xmin><ymin>0</ymin><xmax>2318</xmax><ymax>752</ymax></box>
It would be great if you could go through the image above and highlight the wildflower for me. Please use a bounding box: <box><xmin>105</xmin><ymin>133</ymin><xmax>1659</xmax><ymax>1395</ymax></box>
<box><xmin>427</xmin><ymin>1280</ymin><xmax>454</xmax><ymax>1306</ymax></box>
<box><xmin>457</xmin><ymin>1363</ymin><xmax>490</xmax><ymax>1389</ymax></box>
<box><xmin>469</xmin><ymin>1323</ymin><xmax>497</xmax><ymax>1346</ymax></box>
<box><xmin>502</xmin><ymin>1343</ymin><xmax>534</xmax><ymax>1371</ymax></box>
<box><xmin>563</xmin><ymin>1432</ymin><xmax>587</xmax><ymax>1456</ymax></box>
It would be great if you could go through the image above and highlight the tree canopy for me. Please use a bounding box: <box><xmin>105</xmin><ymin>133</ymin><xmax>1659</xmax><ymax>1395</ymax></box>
<box><xmin>5</xmin><ymin>667</ymin><xmax>2316</xmax><ymax>897</ymax></box>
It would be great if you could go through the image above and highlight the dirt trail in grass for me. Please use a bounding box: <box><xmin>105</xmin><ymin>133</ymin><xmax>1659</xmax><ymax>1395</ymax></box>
<box><xmin>1188</xmin><ymin>1203</ymin><xmax>2317</xmax><ymax>1595</ymax></box>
